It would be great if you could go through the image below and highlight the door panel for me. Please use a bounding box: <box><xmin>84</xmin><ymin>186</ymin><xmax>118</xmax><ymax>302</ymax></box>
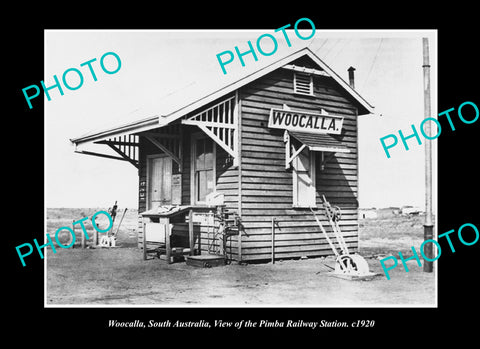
<box><xmin>148</xmin><ymin>156</ymin><xmax>172</xmax><ymax>209</ymax></box>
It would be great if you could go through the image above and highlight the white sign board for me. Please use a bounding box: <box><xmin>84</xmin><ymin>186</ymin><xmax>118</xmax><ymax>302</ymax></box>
<box><xmin>144</xmin><ymin>223</ymin><xmax>166</xmax><ymax>243</ymax></box>
<box><xmin>268</xmin><ymin>108</ymin><xmax>344</xmax><ymax>135</ymax></box>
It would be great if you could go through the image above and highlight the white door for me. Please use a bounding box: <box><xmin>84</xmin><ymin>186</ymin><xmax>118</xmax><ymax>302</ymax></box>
<box><xmin>148</xmin><ymin>155</ymin><xmax>172</xmax><ymax>209</ymax></box>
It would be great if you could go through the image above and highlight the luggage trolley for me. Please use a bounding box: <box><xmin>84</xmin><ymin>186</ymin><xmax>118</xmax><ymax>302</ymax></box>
<box><xmin>311</xmin><ymin>195</ymin><xmax>375</xmax><ymax>279</ymax></box>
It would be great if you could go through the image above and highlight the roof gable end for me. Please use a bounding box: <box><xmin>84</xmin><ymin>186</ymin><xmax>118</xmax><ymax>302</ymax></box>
<box><xmin>159</xmin><ymin>47</ymin><xmax>374</xmax><ymax>126</ymax></box>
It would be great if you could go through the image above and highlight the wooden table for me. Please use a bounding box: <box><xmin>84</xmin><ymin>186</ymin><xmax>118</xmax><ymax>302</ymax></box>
<box><xmin>141</xmin><ymin>205</ymin><xmax>216</xmax><ymax>263</ymax></box>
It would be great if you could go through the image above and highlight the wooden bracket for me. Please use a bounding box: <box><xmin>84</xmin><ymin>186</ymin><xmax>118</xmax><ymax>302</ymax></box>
<box><xmin>74</xmin><ymin>150</ymin><xmax>139</xmax><ymax>168</ymax></box>
<box><xmin>106</xmin><ymin>143</ymin><xmax>139</xmax><ymax>169</ymax></box>
<box><xmin>284</xmin><ymin>130</ymin><xmax>306</xmax><ymax>169</ymax></box>
<box><xmin>181</xmin><ymin>94</ymin><xmax>239</xmax><ymax>166</ymax></box>
<box><xmin>89</xmin><ymin>135</ymin><xmax>140</xmax><ymax>169</ymax></box>
<box><xmin>145</xmin><ymin>135</ymin><xmax>182</xmax><ymax>172</ymax></box>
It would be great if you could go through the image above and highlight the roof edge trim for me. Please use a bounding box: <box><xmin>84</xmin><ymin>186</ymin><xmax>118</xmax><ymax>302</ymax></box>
<box><xmin>70</xmin><ymin>115</ymin><xmax>159</xmax><ymax>145</ymax></box>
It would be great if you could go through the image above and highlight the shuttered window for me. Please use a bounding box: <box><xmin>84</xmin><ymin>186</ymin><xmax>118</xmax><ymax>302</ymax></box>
<box><xmin>293</xmin><ymin>72</ymin><xmax>313</xmax><ymax>96</ymax></box>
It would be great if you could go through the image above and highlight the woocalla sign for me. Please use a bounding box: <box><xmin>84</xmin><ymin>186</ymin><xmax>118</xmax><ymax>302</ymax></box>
<box><xmin>268</xmin><ymin>108</ymin><xmax>344</xmax><ymax>135</ymax></box>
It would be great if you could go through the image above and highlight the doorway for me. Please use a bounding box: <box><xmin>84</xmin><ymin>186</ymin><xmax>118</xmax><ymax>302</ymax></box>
<box><xmin>147</xmin><ymin>155</ymin><xmax>173</xmax><ymax>210</ymax></box>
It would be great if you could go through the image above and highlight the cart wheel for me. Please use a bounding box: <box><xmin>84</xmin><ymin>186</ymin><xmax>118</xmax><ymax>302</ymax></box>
<box><xmin>335</xmin><ymin>254</ymin><xmax>370</xmax><ymax>275</ymax></box>
<box><xmin>99</xmin><ymin>236</ymin><xmax>110</xmax><ymax>247</ymax></box>
<box><xmin>333</xmin><ymin>206</ymin><xmax>342</xmax><ymax>221</ymax></box>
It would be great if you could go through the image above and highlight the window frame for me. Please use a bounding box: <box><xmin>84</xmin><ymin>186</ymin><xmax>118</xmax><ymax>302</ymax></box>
<box><xmin>190</xmin><ymin>132</ymin><xmax>216</xmax><ymax>205</ymax></box>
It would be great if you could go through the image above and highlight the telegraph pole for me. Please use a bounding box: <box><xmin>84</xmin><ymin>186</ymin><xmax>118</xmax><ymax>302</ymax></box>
<box><xmin>422</xmin><ymin>37</ymin><xmax>434</xmax><ymax>272</ymax></box>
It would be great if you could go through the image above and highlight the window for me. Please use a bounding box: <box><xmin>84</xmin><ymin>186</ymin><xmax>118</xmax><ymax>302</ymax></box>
<box><xmin>292</xmin><ymin>147</ymin><xmax>316</xmax><ymax>207</ymax></box>
<box><xmin>192</xmin><ymin>135</ymin><xmax>215</xmax><ymax>204</ymax></box>
<box><xmin>294</xmin><ymin>72</ymin><xmax>313</xmax><ymax>96</ymax></box>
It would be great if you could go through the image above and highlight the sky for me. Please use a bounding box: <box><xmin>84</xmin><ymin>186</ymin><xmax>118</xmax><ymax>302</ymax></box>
<box><xmin>44</xmin><ymin>29</ymin><xmax>437</xmax><ymax>210</ymax></box>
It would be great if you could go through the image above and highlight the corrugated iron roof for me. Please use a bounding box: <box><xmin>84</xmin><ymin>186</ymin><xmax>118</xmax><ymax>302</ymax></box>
<box><xmin>71</xmin><ymin>47</ymin><xmax>374</xmax><ymax>146</ymax></box>
<box><xmin>289</xmin><ymin>131</ymin><xmax>350</xmax><ymax>153</ymax></box>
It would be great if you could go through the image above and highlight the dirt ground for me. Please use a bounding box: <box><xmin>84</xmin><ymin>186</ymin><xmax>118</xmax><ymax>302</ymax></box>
<box><xmin>46</xmin><ymin>208</ymin><xmax>436</xmax><ymax>306</ymax></box>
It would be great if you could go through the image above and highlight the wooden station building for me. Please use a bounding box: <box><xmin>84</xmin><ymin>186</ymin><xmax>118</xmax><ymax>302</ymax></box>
<box><xmin>70</xmin><ymin>47</ymin><xmax>374</xmax><ymax>263</ymax></box>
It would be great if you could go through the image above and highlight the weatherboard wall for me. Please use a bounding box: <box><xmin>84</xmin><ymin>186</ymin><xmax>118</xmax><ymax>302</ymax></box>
<box><xmin>237</xmin><ymin>64</ymin><xmax>360</xmax><ymax>262</ymax></box>
<box><xmin>136</xmin><ymin>60</ymin><xmax>360</xmax><ymax>262</ymax></box>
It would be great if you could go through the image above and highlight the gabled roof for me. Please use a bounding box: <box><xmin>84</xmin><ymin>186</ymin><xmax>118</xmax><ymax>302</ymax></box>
<box><xmin>71</xmin><ymin>47</ymin><xmax>374</xmax><ymax>146</ymax></box>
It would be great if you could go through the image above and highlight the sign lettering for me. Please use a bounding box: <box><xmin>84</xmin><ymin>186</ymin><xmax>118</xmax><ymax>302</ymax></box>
<box><xmin>268</xmin><ymin>108</ymin><xmax>344</xmax><ymax>135</ymax></box>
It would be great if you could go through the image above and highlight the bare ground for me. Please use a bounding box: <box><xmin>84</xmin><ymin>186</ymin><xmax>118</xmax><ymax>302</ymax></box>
<box><xmin>46</xmin><ymin>208</ymin><xmax>436</xmax><ymax>306</ymax></box>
